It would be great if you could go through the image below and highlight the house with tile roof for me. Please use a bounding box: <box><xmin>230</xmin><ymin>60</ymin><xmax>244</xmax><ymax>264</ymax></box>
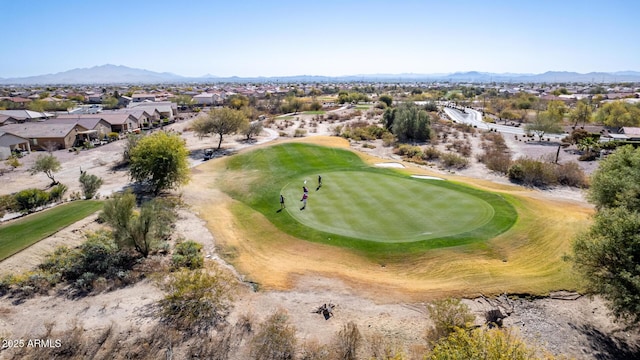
<box><xmin>1</xmin><ymin>123</ymin><xmax>88</xmax><ymax>150</ymax></box>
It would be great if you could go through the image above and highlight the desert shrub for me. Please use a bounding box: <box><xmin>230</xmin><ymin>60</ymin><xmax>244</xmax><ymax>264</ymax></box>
<box><xmin>367</xmin><ymin>331</ymin><xmax>404</xmax><ymax>360</ymax></box>
<box><xmin>79</xmin><ymin>172</ymin><xmax>103</xmax><ymax>199</ymax></box>
<box><xmin>299</xmin><ymin>339</ymin><xmax>331</xmax><ymax>360</ymax></box>
<box><xmin>507</xmin><ymin>158</ymin><xmax>557</xmax><ymax>187</ymax></box>
<box><xmin>481</xmin><ymin>132</ymin><xmax>508</xmax><ymax>151</ymax></box>
<box><xmin>395</xmin><ymin>144</ymin><xmax>423</xmax><ymax>158</ymax></box>
<box><xmin>0</xmin><ymin>193</ymin><xmax>17</xmax><ymax>216</ymax></box>
<box><xmin>172</xmin><ymin>240</ymin><xmax>204</xmax><ymax>270</ymax></box>
<box><xmin>555</xmin><ymin>162</ymin><xmax>588</xmax><ymax>187</ymax></box>
<box><xmin>362</xmin><ymin>143</ymin><xmax>376</xmax><ymax>149</ymax></box>
<box><xmin>331</xmin><ymin>321</ymin><xmax>362</xmax><ymax>360</ymax></box>
<box><xmin>5</xmin><ymin>155</ymin><xmax>21</xmax><ymax>169</ymax></box>
<box><xmin>422</xmin><ymin>146</ymin><xmax>441</xmax><ymax>160</ymax></box>
<box><xmin>49</xmin><ymin>183</ymin><xmax>68</xmax><ymax>202</ymax></box>
<box><xmin>425</xmin><ymin>298</ymin><xmax>475</xmax><ymax>346</ymax></box>
<box><xmin>158</xmin><ymin>265</ymin><xmax>236</xmax><ymax>332</ymax></box>
<box><xmin>250</xmin><ymin>309</ymin><xmax>297</xmax><ymax>360</ymax></box>
<box><xmin>382</xmin><ymin>132</ymin><xmax>396</xmax><ymax>147</ymax></box>
<box><xmin>294</xmin><ymin>128</ymin><xmax>307</xmax><ymax>137</ymax></box>
<box><xmin>107</xmin><ymin>132</ymin><xmax>119</xmax><ymax>141</ymax></box>
<box><xmin>14</xmin><ymin>188</ymin><xmax>50</xmax><ymax>213</ymax></box>
<box><xmin>451</xmin><ymin>140</ymin><xmax>472</xmax><ymax>157</ymax></box>
<box><xmin>429</xmin><ymin>327</ymin><xmax>537</xmax><ymax>360</ymax></box>
<box><xmin>479</xmin><ymin>148</ymin><xmax>512</xmax><ymax>174</ymax></box>
<box><xmin>440</xmin><ymin>152</ymin><xmax>469</xmax><ymax>169</ymax></box>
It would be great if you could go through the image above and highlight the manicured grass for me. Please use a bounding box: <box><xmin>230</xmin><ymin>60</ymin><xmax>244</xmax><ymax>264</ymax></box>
<box><xmin>355</xmin><ymin>105</ymin><xmax>372</xmax><ymax>110</ymax></box>
<box><xmin>302</xmin><ymin>111</ymin><xmax>325</xmax><ymax>115</ymax></box>
<box><xmin>0</xmin><ymin>201</ymin><xmax>103</xmax><ymax>261</ymax></box>
<box><xmin>276</xmin><ymin>115</ymin><xmax>294</xmax><ymax>120</ymax></box>
<box><xmin>218</xmin><ymin>143</ymin><xmax>516</xmax><ymax>256</ymax></box>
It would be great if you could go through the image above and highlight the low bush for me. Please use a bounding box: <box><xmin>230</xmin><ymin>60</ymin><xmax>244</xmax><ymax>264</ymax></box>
<box><xmin>425</xmin><ymin>298</ymin><xmax>475</xmax><ymax>346</ymax></box>
<box><xmin>422</xmin><ymin>146</ymin><xmax>441</xmax><ymax>160</ymax></box>
<box><xmin>429</xmin><ymin>327</ymin><xmax>537</xmax><ymax>360</ymax></box>
<box><xmin>332</xmin><ymin>321</ymin><xmax>362</xmax><ymax>360</ymax></box>
<box><xmin>440</xmin><ymin>152</ymin><xmax>469</xmax><ymax>169</ymax></box>
<box><xmin>172</xmin><ymin>240</ymin><xmax>204</xmax><ymax>270</ymax></box>
<box><xmin>250</xmin><ymin>309</ymin><xmax>297</xmax><ymax>360</ymax></box>
<box><xmin>478</xmin><ymin>148</ymin><xmax>512</xmax><ymax>174</ymax></box>
<box><xmin>14</xmin><ymin>188</ymin><xmax>50</xmax><ymax>213</ymax></box>
<box><xmin>395</xmin><ymin>144</ymin><xmax>423</xmax><ymax>158</ymax></box>
<box><xmin>49</xmin><ymin>183</ymin><xmax>68</xmax><ymax>202</ymax></box>
<box><xmin>294</xmin><ymin>129</ymin><xmax>307</xmax><ymax>137</ymax></box>
<box><xmin>158</xmin><ymin>265</ymin><xmax>236</xmax><ymax>332</ymax></box>
<box><xmin>79</xmin><ymin>172</ymin><xmax>103</xmax><ymax>199</ymax></box>
<box><xmin>555</xmin><ymin>161</ymin><xmax>588</xmax><ymax>187</ymax></box>
<box><xmin>507</xmin><ymin>158</ymin><xmax>557</xmax><ymax>187</ymax></box>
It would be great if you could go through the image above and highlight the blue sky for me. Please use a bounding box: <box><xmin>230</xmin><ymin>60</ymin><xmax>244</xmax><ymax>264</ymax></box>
<box><xmin>1</xmin><ymin>0</ymin><xmax>638</xmax><ymax>78</ymax></box>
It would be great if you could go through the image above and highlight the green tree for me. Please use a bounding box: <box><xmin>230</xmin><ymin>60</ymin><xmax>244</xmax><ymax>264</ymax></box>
<box><xmin>30</xmin><ymin>154</ymin><xmax>61</xmax><ymax>185</ymax></box>
<box><xmin>128</xmin><ymin>131</ymin><xmax>190</xmax><ymax>195</ymax></box>
<box><xmin>525</xmin><ymin>104</ymin><xmax>564</xmax><ymax>140</ymax></box>
<box><xmin>379</xmin><ymin>94</ymin><xmax>393</xmax><ymax>108</ymax></box>
<box><xmin>226</xmin><ymin>94</ymin><xmax>249</xmax><ymax>110</ymax></box>
<box><xmin>192</xmin><ymin>107</ymin><xmax>248</xmax><ymax>150</ymax></box>
<box><xmin>569</xmin><ymin>100</ymin><xmax>593</xmax><ymax>127</ymax></box>
<box><xmin>571</xmin><ymin>145</ymin><xmax>640</xmax><ymax>325</ymax></box>
<box><xmin>79</xmin><ymin>172</ymin><xmax>103</xmax><ymax>199</ymax></box>
<box><xmin>101</xmin><ymin>96</ymin><xmax>118</xmax><ymax>109</ymax></box>
<box><xmin>390</xmin><ymin>102</ymin><xmax>431</xmax><ymax>143</ymax></box>
<box><xmin>588</xmin><ymin>145</ymin><xmax>640</xmax><ymax>211</ymax></box>
<box><xmin>572</xmin><ymin>207</ymin><xmax>640</xmax><ymax>324</ymax></box>
<box><xmin>595</xmin><ymin>101</ymin><xmax>640</xmax><ymax>127</ymax></box>
<box><xmin>243</xmin><ymin>120</ymin><xmax>264</xmax><ymax>140</ymax></box>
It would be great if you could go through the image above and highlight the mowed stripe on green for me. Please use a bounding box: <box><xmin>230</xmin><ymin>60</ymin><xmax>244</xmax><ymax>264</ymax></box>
<box><xmin>0</xmin><ymin>200</ymin><xmax>103</xmax><ymax>261</ymax></box>
<box><xmin>285</xmin><ymin>171</ymin><xmax>494</xmax><ymax>242</ymax></box>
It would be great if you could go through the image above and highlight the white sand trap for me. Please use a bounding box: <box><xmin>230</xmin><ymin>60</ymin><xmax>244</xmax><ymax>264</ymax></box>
<box><xmin>411</xmin><ymin>175</ymin><xmax>444</xmax><ymax>180</ymax></box>
<box><xmin>375</xmin><ymin>162</ymin><xmax>405</xmax><ymax>168</ymax></box>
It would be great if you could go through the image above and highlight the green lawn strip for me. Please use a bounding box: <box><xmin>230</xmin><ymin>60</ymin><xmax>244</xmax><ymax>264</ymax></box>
<box><xmin>302</xmin><ymin>111</ymin><xmax>325</xmax><ymax>115</ymax></box>
<box><xmin>219</xmin><ymin>143</ymin><xmax>517</xmax><ymax>259</ymax></box>
<box><xmin>0</xmin><ymin>200</ymin><xmax>103</xmax><ymax>261</ymax></box>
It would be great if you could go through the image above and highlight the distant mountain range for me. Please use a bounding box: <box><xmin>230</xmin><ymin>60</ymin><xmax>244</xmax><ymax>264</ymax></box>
<box><xmin>1</xmin><ymin>64</ymin><xmax>640</xmax><ymax>85</ymax></box>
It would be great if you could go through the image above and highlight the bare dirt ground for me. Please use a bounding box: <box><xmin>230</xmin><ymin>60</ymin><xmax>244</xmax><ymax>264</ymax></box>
<box><xmin>1</xmin><ymin>110</ymin><xmax>638</xmax><ymax>359</ymax></box>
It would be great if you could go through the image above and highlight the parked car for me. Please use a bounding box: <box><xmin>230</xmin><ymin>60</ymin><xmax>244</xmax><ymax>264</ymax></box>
<box><xmin>203</xmin><ymin>148</ymin><xmax>214</xmax><ymax>160</ymax></box>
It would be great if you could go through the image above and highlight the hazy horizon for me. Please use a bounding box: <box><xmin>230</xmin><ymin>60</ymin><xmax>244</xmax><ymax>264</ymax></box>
<box><xmin>2</xmin><ymin>0</ymin><xmax>639</xmax><ymax>78</ymax></box>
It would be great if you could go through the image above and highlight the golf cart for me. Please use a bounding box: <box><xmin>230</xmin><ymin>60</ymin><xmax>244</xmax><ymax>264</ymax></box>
<box><xmin>203</xmin><ymin>148</ymin><xmax>214</xmax><ymax>160</ymax></box>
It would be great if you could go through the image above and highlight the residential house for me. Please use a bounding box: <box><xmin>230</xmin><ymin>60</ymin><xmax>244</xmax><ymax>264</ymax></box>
<box><xmin>1</xmin><ymin>123</ymin><xmax>88</xmax><ymax>150</ymax></box>
<box><xmin>87</xmin><ymin>93</ymin><xmax>106</xmax><ymax>103</ymax></box>
<box><xmin>0</xmin><ymin>115</ymin><xmax>20</xmax><ymax>126</ymax></box>
<box><xmin>0</xmin><ymin>110</ymin><xmax>52</xmax><ymax>122</ymax></box>
<box><xmin>128</xmin><ymin>101</ymin><xmax>177</xmax><ymax>120</ymax></box>
<box><xmin>620</xmin><ymin>127</ymin><xmax>640</xmax><ymax>141</ymax></box>
<box><xmin>132</xmin><ymin>93</ymin><xmax>157</xmax><ymax>102</ymax></box>
<box><xmin>0</xmin><ymin>131</ymin><xmax>31</xmax><ymax>160</ymax></box>
<box><xmin>96</xmin><ymin>113</ymin><xmax>140</xmax><ymax>133</ymax></box>
<box><xmin>48</xmin><ymin>117</ymin><xmax>112</xmax><ymax>139</ymax></box>
<box><xmin>193</xmin><ymin>92</ymin><xmax>215</xmax><ymax>105</ymax></box>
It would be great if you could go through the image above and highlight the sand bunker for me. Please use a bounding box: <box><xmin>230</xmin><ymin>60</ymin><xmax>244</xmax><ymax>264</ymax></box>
<box><xmin>411</xmin><ymin>175</ymin><xmax>444</xmax><ymax>180</ymax></box>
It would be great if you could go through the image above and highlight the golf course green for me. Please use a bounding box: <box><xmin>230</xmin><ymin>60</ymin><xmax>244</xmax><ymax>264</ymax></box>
<box><xmin>220</xmin><ymin>142</ymin><xmax>517</xmax><ymax>253</ymax></box>
<box><xmin>284</xmin><ymin>171</ymin><xmax>494</xmax><ymax>242</ymax></box>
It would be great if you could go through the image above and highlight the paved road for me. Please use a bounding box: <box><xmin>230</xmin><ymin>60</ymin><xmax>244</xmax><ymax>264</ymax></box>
<box><xmin>442</xmin><ymin>106</ymin><xmax>564</xmax><ymax>140</ymax></box>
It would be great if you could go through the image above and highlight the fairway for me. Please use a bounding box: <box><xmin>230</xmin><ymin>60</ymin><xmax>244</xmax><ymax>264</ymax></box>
<box><xmin>284</xmin><ymin>171</ymin><xmax>494</xmax><ymax>242</ymax></box>
<box><xmin>0</xmin><ymin>200</ymin><xmax>102</xmax><ymax>261</ymax></box>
